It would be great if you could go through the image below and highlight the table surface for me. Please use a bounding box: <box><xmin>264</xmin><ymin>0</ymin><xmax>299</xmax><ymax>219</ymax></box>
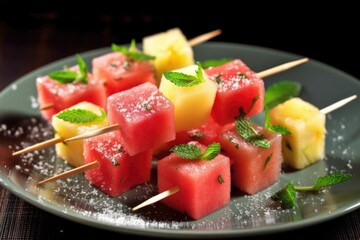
<box><xmin>0</xmin><ymin>8</ymin><xmax>359</xmax><ymax>240</ymax></box>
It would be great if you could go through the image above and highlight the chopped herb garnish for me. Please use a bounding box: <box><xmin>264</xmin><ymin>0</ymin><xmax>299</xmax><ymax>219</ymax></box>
<box><xmin>238</xmin><ymin>73</ymin><xmax>247</xmax><ymax>79</ymax></box>
<box><xmin>49</xmin><ymin>54</ymin><xmax>88</xmax><ymax>84</ymax></box>
<box><xmin>214</xmin><ymin>74</ymin><xmax>222</xmax><ymax>84</ymax></box>
<box><xmin>264</xmin><ymin>105</ymin><xmax>291</xmax><ymax>135</ymax></box>
<box><xmin>111</xmin><ymin>158</ymin><xmax>120</xmax><ymax>166</ymax></box>
<box><xmin>112</xmin><ymin>39</ymin><xmax>155</xmax><ymax>61</ymax></box>
<box><xmin>188</xmin><ymin>131</ymin><xmax>205</xmax><ymax>139</ymax></box>
<box><xmin>265</xmin><ymin>81</ymin><xmax>302</xmax><ymax>109</ymax></box>
<box><xmin>272</xmin><ymin>173</ymin><xmax>352</xmax><ymax>209</ymax></box>
<box><xmin>264</xmin><ymin>153</ymin><xmax>273</xmax><ymax>170</ymax></box>
<box><xmin>218</xmin><ymin>175</ymin><xmax>224</xmax><ymax>184</ymax></box>
<box><xmin>201</xmin><ymin>58</ymin><xmax>233</xmax><ymax>68</ymax></box>
<box><xmin>143</xmin><ymin>104</ymin><xmax>152</xmax><ymax>110</ymax></box>
<box><xmin>235</xmin><ymin>117</ymin><xmax>270</xmax><ymax>148</ymax></box>
<box><xmin>170</xmin><ymin>142</ymin><xmax>220</xmax><ymax>161</ymax></box>
<box><xmin>247</xmin><ymin>96</ymin><xmax>260</xmax><ymax>115</ymax></box>
<box><xmin>56</xmin><ymin>108</ymin><xmax>106</xmax><ymax>124</ymax></box>
<box><xmin>163</xmin><ymin>62</ymin><xmax>205</xmax><ymax>87</ymax></box>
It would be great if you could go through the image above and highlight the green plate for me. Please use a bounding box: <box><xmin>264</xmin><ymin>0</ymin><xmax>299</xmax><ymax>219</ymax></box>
<box><xmin>0</xmin><ymin>42</ymin><xmax>359</xmax><ymax>238</ymax></box>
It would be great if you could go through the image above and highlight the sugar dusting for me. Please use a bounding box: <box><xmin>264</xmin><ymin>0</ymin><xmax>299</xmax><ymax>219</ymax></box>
<box><xmin>0</xmin><ymin>111</ymin><xmax>357</xmax><ymax>232</ymax></box>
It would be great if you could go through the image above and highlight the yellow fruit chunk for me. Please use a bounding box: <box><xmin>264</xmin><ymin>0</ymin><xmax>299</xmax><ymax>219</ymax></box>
<box><xmin>143</xmin><ymin>28</ymin><xmax>194</xmax><ymax>85</ymax></box>
<box><xmin>159</xmin><ymin>65</ymin><xmax>217</xmax><ymax>132</ymax></box>
<box><xmin>269</xmin><ymin>97</ymin><xmax>326</xmax><ymax>169</ymax></box>
<box><xmin>52</xmin><ymin>101</ymin><xmax>108</xmax><ymax>167</ymax></box>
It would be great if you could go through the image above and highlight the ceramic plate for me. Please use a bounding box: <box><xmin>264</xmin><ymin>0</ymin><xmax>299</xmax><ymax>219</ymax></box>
<box><xmin>0</xmin><ymin>42</ymin><xmax>359</xmax><ymax>238</ymax></box>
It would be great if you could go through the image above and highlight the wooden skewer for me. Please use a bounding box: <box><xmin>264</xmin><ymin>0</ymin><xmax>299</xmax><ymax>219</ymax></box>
<box><xmin>256</xmin><ymin>58</ymin><xmax>309</xmax><ymax>78</ymax></box>
<box><xmin>39</xmin><ymin>29</ymin><xmax>222</xmax><ymax>111</ymax></box>
<box><xmin>188</xmin><ymin>29</ymin><xmax>222</xmax><ymax>46</ymax></box>
<box><xmin>130</xmin><ymin>95</ymin><xmax>358</xmax><ymax>211</ymax></box>
<box><xmin>37</xmin><ymin>161</ymin><xmax>99</xmax><ymax>185</ymax></box>
<box><xmin>12</xmin><ymin>124</ymin><xmax>119</xmax><ymax>156</ymax></box>
<box><xmin>320</xmin><ymin>95</ymin><xmax>357</xmax><ymax>114</ymax></box>
<box><xmin>12</xmin><ymin>136</ymin><xmax>63</xmax><ymax>156</ymax></box>
<box><xmin>132</xmin><ymin>186</ymin><xmax>180</xmax><ymax>211</ymax></box>
<box><xmin>14</xmin><ymin>58</ymin><xmax>309</xmax><ymax>156</ymax></box>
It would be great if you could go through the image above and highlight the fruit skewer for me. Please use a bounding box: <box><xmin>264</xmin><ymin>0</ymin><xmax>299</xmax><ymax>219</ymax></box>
<box><xmin>12</xmin><ymin>58</ymin><xmax>308</xmax><ymax>157</ymax></box>
<box><xmin>36</xmin><ymin>95</ymin><xmax>356</xmax><ymax>188</ymax></box>
<box><xmin>39</xmin><ymin>29</ymin><xmax>222</xmax><ymax>111</ymax></box>
<box><xmin>131</xmin><ymin>94</ymin><xmax>357</xmax><ymax>211</ymax></box>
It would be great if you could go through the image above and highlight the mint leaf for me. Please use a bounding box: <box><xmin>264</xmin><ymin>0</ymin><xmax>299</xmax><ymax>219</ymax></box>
<box><xmin>76</xmin><ymin>54</ymin><xmax>88</xmax><ymax>84</ymax></box>
<box><xmin>163</xmin><ymin>62</ymin><xmax>204</xmax><ymax>87</ymax></box>
<box><xmin>271</xmin><ymin>183</ymin><xmax>297</xmax><ymax>209</ymax></box>
<box><xmin>112</xmin><ymin>40</ymin><xmax>155</xmax><ymax>61</ymax></box>
<box><xmin>56</xmin><ymin>108</ymin><xmax>106</xmax><ymax>124</ymax></box>
<box><xmin>201</xmin><ymin>143</ymin><xmax>220</xmax><ymax>161</ymax></box>
<box><xmin>49</xmin><ymin>54</ymin><xmax>88</xmax><ymax>84</ymax></box>
<box><xmin>272</xmin><ymin>173</ymin><xmax>352</xmax><ymax>209</ymax></box>
<box><xmin>170</xmin><ymin>142</ymin><xmax>221</xmax><ymax>161</ymax></box>
<box><xmin>201</xmin><ymin>58</ymin><xmax>233</xmax><ymax>69</ymax></box>
<box><xmin>49</xmin><ymin>71</ymin><xmax>79</xmax><ymax>84</ymax></box>
<box><xmin>235</xmin><ymin>117</ymin><xmax>270</xmax><ymax>148</ymax></box>
<box><xmin>265</xmin><ymin>81</ymin><xmax>301</xmax><ymax>108</ymax></box>
<box><xmin>264</xmin><ymin>105</ymin><xmax>291</xmax><ymax>135</ymax></box>
<box><xmin>313</xmin><ymin>173</ymin><xmax>352</xmax><ymax>189</ymax></box>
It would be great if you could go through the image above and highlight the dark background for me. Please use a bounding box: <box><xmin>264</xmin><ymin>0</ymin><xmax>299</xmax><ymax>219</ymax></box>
<box><xmin>0</xmin><ymin>3</ymin><xmax>359</xmax><ymax>90</ymax></box>
<box><xmin>0</xmin><ymin>3</ymin><xmax>359</xmax><ymax>240</ymax></box>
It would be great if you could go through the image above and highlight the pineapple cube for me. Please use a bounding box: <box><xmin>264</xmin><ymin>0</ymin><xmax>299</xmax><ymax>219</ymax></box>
<box><xmin>52</xmin><ymin>101</ymin><xmax>108</xmax><ymax>167</ymax></box>
<box><xmin>143</xmin><ymin>28</ymin><xmax>195</xmax><ymax>85</ymax></box>
<box><xmin>269</xmin><ymin>97</ymin><xmax>326</xmax><ymax>169</ymax></box>
<box><xmin>159</xmin><ymin>65</ymin><xmax>217</xmax><ymax>132</ymax></box>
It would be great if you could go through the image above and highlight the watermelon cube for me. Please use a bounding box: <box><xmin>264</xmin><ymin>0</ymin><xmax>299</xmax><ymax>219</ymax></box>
<box><xmin>84</xmin><ymin>131</ymin><xmax>152</xmax><ymax>197</ymax></box>
<box><xmin>107</xmin><ymin>82</ymin><xmax>175</xmax><ymax>156</ymax></box>
<box><xmin>37</xmin><ymin>66</ymin><xmax>106</xmax><ymax>121</ymax></box>
<box><xmin>220</xmin><ymin>124</ymin><xmax>282</xmax><ymax>194</ymax></box>
<box><xmin>92</xmin><ymin>52</ymin><xmax>156</xmax><ymax>97</ymax></box>
<box><xmin>159</xmin><ymin>64</ymin><xmax>217</xmax><ymax>132</ymax></box>
<box><xmin>205</xmin><ymin>59</ymin><xmax>264</xmax><ymax>125</ymax></box>
<box><xmin>158</xmin><ymin>142</ymin><xmax>231</xmax><ymax>220</ymax></box>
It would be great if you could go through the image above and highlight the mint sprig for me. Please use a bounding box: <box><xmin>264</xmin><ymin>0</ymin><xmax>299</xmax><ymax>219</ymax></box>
<box><xmin>272</xmin><ymin>173</ymin><xmax>353</xmax><ymax>209</ymax></box>
<box><xmin>235</xmin><ymin>117</ymin><xmax>270</xmax><ymax>148</ymax></box>
<box><xmin>56</xmin><ymin>108</ymin><xmax>106</xmax><ymax>124</ymax></box>
<box><xmin>265</xmin><ymin>81</ymin><xmax>301</xmax><ymax>109</ymax></box>
<box><xmin>49</xmin><ymin>54</ymin><xmax>88</xmax><ymax>84</ymax></box>
<box><xmin>170</xmin><ymin>142</ymin><xmax>220</xmax><ymax>161</ymax></box>
<box><xmin>264</xmin><ymin>105</ymin><xmax>291</xmax><ymax>135</ymax></box>
<box><xmin>112</xmin><ymin>39</ymin><xmax>155</xmax><ymax>61</ymax></box>
<box><xmin>163</xmin><ymin>62</ymin><xmax>205</xmax><ymax>87</ymax></box>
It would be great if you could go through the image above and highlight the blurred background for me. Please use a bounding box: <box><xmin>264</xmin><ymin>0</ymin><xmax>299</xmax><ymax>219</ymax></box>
<box><xmin>0</xmin><ymin>3</ymin><xmax>359</xmax><ymax>88</ymax></box>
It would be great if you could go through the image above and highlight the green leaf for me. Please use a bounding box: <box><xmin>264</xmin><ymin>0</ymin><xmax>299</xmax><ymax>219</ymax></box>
<box><xmin>272</xmin><ymin>173</ymin><xmax>352</xmax><ymax>209</ymax></box>
<box><xmin>112</xmin><ymin>40</ymin><xmax>155</xmax><ymax>61</ymax></box>
<box><xmin>264</xmin><ymin>105</ymin><xmax>291</xmax><ymax>135</ymax></box>
<box><xmin>217</xmin><ymin>175</ymin><xmax>224</xmax><ymax>184</ymax></box>
<box><xmin>195</xmin><ymin>61</ymin><xmax>205</xmax><ymax>82</ymax></box>
<box><xmin>313</xmin><ymin>173</ymin><xmax>352</xmax><ymax>189</ymax></box>
<box><xmin>170</xmin><ymin>144</ymin><xmax>203</xmax><ymax>160</ymax></box>
<box><xmin>49</xmin><ymin>54</ymin><xmax>88</xmax><ymax>84</ymax></box>
<box><xmin>163</xmin><ymin>72</ymin><xmax>200</xmax><ymax>87</ymax></box>
<box><xmin>271</xmin><ymin>183</ymin><xmax>297</xmax><ymax>209</ymax></box>
<box><xmin>265</xmin><ymin>81</ymin><xmax>302</xmax><ymax>108</ymax></box>
<box><xmin>201</xmin><ymin>143</ymin><xmax>220</xmax><ymax>161</ymax></box>
<box><xmin>170</xmin><ymin>142</ymin><xmax>221</xmax><ymax>161</ymax></box>
<box><xmin>49</xmin><ymin>71</ymin><xmax>79</xmax><ymax>84</ymax></box>
<box><xmin>235</xmin><ymin>117</ymin><xmax>271</xmax><ymax>148</ymax></box>
<box><xmin>76</xmin><ymin>54</ymin><xmax>88</xmax><ymax>84</ymax></box>
<box><xmin>56</xmin><ymin>108</ymin><xmax>106</xmax><ymax>124</ymax></box>
<box><xmin>201</xmin><ymin>58</ymin><xmax>233</xmax><ymax>69</ymax></box>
